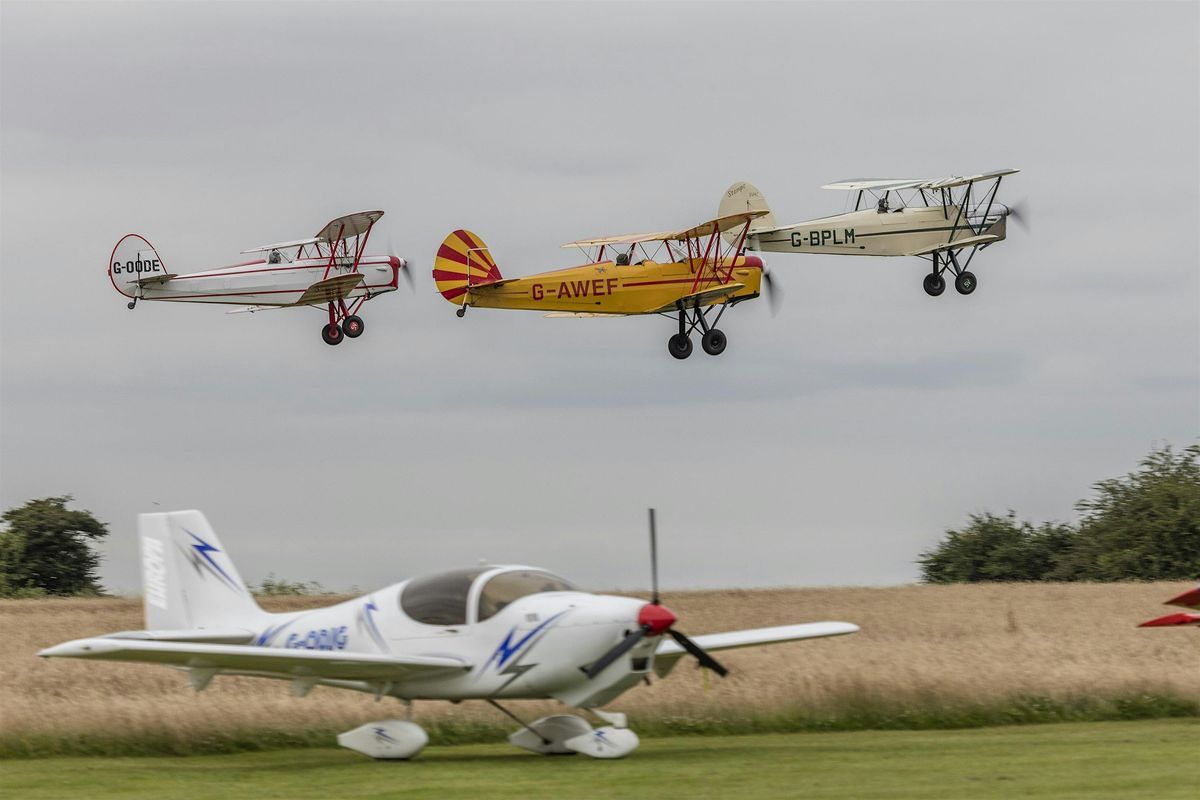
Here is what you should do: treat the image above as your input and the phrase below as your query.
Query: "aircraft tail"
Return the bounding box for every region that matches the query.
[109,234,170,299]
[432,229,503,303]
[139,510,266,631]
[719,182,780,243]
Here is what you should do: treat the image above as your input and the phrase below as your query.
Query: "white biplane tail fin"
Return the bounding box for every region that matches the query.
[109,234,170,300]
[433,230,504,304]
[719,182,779,243]
[139,510,266,632]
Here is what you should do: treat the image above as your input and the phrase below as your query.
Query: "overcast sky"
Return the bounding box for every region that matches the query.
[1,1,1196,594]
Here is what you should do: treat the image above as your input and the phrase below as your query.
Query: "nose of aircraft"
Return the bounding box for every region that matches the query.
[637,603,676,635]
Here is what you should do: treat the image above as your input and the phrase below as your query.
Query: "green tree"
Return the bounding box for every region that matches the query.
[917,511,1075,583]
[0,496,108,596]
[1053,444,1200,581]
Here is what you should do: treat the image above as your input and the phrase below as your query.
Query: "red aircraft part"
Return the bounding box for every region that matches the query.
[1166,586,1200,609]
[1139,612,1200,628]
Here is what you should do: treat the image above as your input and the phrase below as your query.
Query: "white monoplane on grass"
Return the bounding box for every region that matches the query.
[40,509,857,760]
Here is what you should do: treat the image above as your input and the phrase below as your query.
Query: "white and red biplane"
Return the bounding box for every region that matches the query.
[108,211,410,346]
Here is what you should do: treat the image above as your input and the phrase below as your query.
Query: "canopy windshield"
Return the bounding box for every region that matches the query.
[399,567,489,626]
[477,569,577,622]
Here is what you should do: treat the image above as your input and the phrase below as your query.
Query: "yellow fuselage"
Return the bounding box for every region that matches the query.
[466,256,762,315]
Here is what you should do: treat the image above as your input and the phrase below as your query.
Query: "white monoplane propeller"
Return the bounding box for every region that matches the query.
[585,509,729,679]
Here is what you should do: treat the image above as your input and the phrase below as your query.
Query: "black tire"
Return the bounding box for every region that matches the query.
[668,333,693,360]
[343,315,365,338]
[701,328,727,356]
[322,323,343,346]
[923,273,946,297]
[456,307,466,318]
[955,271,977,295]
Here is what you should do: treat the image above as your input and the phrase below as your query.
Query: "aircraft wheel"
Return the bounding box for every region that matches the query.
[456,307,466,318]
[322,322,344,346]
[667,333,693,360]
[923,273,946,297]
[701,329,727,356]
[955,271,977,295]
[343,315,365,338]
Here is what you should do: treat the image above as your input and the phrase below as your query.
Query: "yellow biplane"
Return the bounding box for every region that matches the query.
[432,212,777,359]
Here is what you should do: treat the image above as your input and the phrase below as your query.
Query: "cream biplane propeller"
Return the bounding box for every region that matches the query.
[40,508,857,760]
[720,169,1022,297]
[109,211,412,346]
[432,212,780,359]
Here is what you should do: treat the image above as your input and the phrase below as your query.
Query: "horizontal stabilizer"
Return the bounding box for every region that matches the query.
[126,273,178,287]
[1139,613,1200,627]
[908,234,999,257]
[296,273,364,305]
[225,305,290,314]
[38,638,471,680]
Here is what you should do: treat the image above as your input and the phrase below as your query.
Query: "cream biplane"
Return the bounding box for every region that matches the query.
[109,211,410,346]
[432,212,778,359]
[720,170,1023,296]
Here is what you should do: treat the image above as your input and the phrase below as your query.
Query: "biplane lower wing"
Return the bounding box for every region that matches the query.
[295,273,365,305]
[544,312,628,318]
[907,234,999,257]
[646,282,745,314]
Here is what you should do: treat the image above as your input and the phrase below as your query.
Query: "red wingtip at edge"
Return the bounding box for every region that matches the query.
[1165,586,1200,609]
[1139,612,1200,628]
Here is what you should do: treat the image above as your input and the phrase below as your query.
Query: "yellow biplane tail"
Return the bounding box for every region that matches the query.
[718,182,779,242]
[433,230,503,303]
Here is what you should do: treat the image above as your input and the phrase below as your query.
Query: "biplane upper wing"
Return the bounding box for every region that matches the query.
[645,282,745,314]
[295,273,364,305]
[241,237,321,255]
[822,169,1020,192]
[315,210,384,243]
[562,211,770,249]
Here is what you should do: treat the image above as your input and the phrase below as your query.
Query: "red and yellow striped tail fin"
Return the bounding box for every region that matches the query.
[432,230,502,303]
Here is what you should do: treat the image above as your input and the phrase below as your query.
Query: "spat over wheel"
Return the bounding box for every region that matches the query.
[955,271,977,295]
[701,329,727,356]
[668,333,693,360]
[343,315,365,338]
[322,323,343,346]
[923,273,946,297]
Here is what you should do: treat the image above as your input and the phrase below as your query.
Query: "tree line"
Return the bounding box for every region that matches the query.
[918,444,1200,583]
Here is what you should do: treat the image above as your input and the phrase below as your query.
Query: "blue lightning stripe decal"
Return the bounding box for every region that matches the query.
[357,596,389,652]
[484,610,568,672]
[253,620,295,647]
[183,529,240,590]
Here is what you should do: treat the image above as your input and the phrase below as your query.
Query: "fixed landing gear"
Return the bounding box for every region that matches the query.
[667,303,730,359]
[126,298,138,310]
[456,306,466,318]
[668,333,693,360]
[343,315,365,338]
[925,251,978,297]
[321,323,343,346]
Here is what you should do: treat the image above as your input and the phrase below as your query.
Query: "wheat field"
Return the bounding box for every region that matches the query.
[2,583,1196,756]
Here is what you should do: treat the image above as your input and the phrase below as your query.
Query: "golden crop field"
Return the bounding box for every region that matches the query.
[2,582,1196,756]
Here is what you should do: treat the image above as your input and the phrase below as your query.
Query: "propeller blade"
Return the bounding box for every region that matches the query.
[1005,199,1030,233]
[668,629,729,677]
[649,508,659,606]
[388,235,415,290]
[585,628,646,679]
[762,267,783,317]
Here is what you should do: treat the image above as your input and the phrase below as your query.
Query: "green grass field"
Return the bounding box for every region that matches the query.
[2,720,1195,800]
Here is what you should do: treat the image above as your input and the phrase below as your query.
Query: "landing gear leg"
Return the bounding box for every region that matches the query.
[923,252,946,297]
[668,308,693,360]
[322,302,343,346]
[456,305,467,318]
[127,297,138,310]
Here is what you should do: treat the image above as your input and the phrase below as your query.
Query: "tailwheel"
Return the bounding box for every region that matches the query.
[954,271,977,295]
[668,333,693,360]
[322,322,344,346]
[701,329,727,356]
[456,306,466,318]
[923,273,946,297]
[343,315,365,338]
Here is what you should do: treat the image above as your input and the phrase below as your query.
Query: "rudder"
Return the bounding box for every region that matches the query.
[139,510,265,631]
[432,230,502,303]
[719,182,779,243]
[110,234,167,299]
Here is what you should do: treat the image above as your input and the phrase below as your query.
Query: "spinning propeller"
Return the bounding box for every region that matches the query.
[388,235,415,290]
[761,263,783,317]
[585,509,729,679]
[1003,200,1030,233]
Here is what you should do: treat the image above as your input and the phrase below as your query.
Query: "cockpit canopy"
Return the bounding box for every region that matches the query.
[399,567,577,626]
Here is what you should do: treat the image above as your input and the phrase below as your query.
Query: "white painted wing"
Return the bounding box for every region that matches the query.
[39,638,470,680]
[655,622,859,657]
